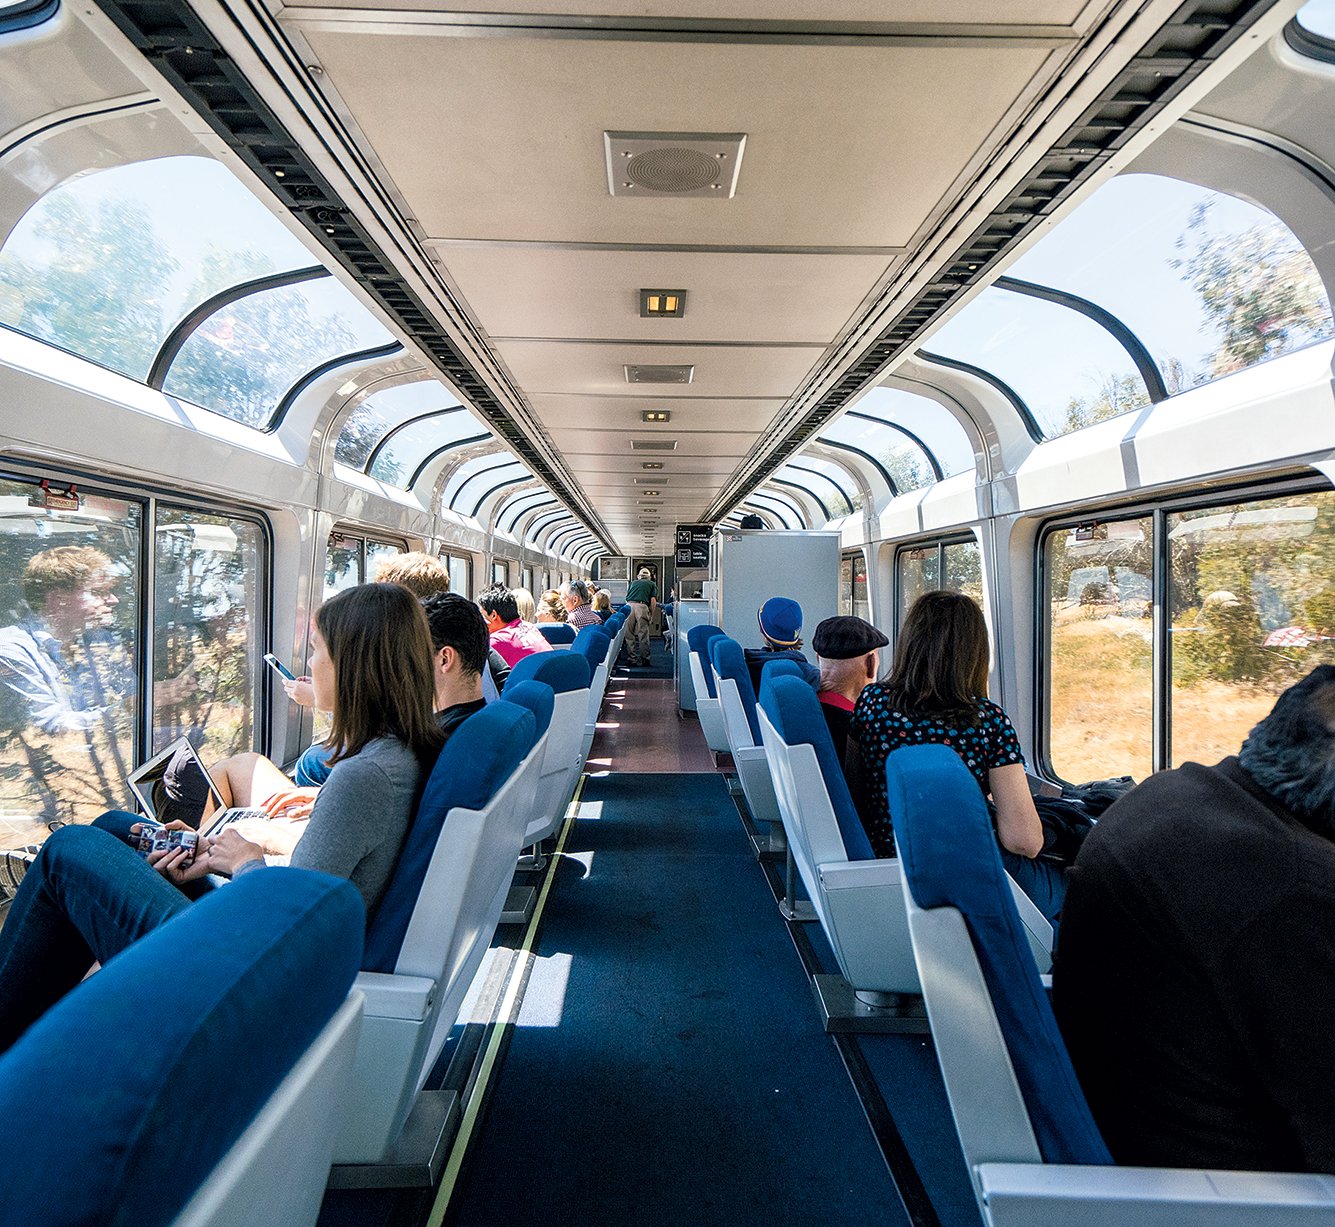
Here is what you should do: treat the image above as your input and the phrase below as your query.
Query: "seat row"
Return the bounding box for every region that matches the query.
[3,615,634,1227]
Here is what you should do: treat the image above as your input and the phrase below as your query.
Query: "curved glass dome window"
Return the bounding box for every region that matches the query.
[0,0,58,31]
[848,386,974,477]
[819,404,942,495]
[0,156,314,385]
[1292,0,1335,55]
[162,277,393,429]
[442,453,530,516]
[773,457,858,518]
[1003,173,1333,417]
[924,286,1152,439]
[334,380,466,473]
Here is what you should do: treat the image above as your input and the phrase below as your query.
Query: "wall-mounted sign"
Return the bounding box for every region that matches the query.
[675,523,712,570]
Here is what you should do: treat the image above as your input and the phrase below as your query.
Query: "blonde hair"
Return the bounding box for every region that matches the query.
[537,590,567,622]
[511,587,536,622]
[592,591,612,613]
[372,551,450,599]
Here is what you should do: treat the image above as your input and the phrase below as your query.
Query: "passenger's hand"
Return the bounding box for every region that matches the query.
[229,813,307,856]
[148,836,214,886]
[204,828,265,877]
[260,786,319,822]
[282,676,316,709]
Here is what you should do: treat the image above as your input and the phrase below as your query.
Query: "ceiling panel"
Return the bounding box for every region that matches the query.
[437,248,896,345]
[498,341,821,398]
[547,425,757,454]
[530,395,780,434]
[285,1,1091,24]
[297,30,1052,247]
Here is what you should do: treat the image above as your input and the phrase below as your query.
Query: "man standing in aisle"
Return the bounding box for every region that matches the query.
[625,567,659,668]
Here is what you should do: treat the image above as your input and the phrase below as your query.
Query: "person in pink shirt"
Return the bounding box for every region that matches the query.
[479,583,552,667]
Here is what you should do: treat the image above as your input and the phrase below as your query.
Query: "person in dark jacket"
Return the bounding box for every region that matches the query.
[743,597,819,695]
[811,615,887,763]
[1052,665,1335,1176]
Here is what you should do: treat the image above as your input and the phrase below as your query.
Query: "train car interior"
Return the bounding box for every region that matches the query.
[1,0,1334,1223]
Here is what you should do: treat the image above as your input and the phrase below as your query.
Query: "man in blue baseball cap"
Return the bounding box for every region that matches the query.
[744,596,819,695]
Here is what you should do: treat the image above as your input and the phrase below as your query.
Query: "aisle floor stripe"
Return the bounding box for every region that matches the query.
[426,776,585,1227]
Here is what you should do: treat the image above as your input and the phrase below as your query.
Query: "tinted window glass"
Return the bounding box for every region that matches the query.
[1045,518,1154,783]
[324,534,362,600]
[897,545,940,625]
[444,554,471,599]
[152,509,263,761]
[1169,491,1335,765]
[163,278,392,429]
[849,386,975,477]
[840,553,869,620]
[0,481,140,833]
[0,157,312,383]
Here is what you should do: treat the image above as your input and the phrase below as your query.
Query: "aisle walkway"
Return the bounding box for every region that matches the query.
[444,770,908,1226]
[586,636,713,773]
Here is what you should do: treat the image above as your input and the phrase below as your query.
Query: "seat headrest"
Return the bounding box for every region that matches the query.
[886,744,1112,1167]
[0,859,362,1227]
[687,624,723,696]
[759,674,874,861]
[573,625,610,667]
[362,701,536,973]
[504,649,591,695]
[537,623,577,645]
[502,680,554,739]
[709,635,759,742]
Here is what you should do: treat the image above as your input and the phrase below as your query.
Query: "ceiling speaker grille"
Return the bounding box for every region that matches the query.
[606,132,745,199]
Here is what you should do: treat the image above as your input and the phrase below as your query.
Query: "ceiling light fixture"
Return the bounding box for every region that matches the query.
[640,289,687,318]
[641,410,671,423]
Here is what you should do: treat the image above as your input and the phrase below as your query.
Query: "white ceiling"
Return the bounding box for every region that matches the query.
[278,1,1108,550]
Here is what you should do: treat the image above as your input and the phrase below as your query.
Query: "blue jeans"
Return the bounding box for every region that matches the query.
[293,743,332,787]
[0,823,192,1052]
[1001,849,1067,926]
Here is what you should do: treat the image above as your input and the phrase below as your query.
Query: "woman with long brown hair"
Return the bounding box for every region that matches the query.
[845,590,1062,921]
[0,584,444,1050]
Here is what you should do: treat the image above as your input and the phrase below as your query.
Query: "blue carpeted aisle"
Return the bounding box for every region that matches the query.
[445,773,910,1226]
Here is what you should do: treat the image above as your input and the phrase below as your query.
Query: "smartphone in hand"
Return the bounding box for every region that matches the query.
[262,653,296,681]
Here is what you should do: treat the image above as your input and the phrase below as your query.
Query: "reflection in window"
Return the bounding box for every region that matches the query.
[1045,518,1154,783]
[839,553,869,621]
[152,509,263,762]
[0,157,312,384]
[1007,173,1333,404]
[0,481,140,834]
[926,287,1150,438]
[324,534,362,600]
[444,553,472,599]
[897,545,940,624]
[364,540,404,581]
[1169,491,1335,765]
[334,381,467,480]
[163,278,393,429]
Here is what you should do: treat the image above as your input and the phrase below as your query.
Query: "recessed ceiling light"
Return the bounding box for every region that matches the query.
[641,410,671,423]
[640,289,687,318]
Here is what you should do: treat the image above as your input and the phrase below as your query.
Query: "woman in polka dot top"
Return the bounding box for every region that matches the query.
[845,590,1064,921]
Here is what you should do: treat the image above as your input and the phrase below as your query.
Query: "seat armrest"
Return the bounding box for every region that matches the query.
[352,972,436,1021]
[732,744,767,765]
[978,1163,1335,1227]
[818,859,902,890]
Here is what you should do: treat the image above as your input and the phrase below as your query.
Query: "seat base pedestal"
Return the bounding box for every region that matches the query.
[749,825,786,860]
[779,897,818,922]
[811,975,929,1034]
[499,882,537,925]
[327,1089,460,1189]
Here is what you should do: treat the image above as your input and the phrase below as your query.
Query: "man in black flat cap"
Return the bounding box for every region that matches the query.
[811,616,889,764]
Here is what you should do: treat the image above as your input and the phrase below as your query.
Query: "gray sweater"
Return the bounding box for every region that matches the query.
[238,736,423,918]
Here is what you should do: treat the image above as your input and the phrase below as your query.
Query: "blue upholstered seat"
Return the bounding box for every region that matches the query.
[504,648,591,695]
[0,869,363,1227]
[709,635,760,742]
[362,700,537,973]
[573,625,610,668]
[686,624,723,697]
[886,743,1111,1166]
[760,673,874,861]
[537,623,577,645]
[501,680,554,739]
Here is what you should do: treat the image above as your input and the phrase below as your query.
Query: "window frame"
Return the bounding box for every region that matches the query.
[893,532,980,631]
[1035,472,1330,784]
[440,550,473,600]
[0,462,273,767]
[0,0,59,33]
[325,528,408,597]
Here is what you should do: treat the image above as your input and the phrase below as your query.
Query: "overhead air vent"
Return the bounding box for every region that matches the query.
[634,476,667,484]
[605,132,745,198]
[625,364,693,384]
[631,439,678,451]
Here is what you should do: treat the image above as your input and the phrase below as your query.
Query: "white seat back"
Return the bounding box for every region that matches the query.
[525,686,588,844]
[688,651,729,753]
[176,993,363,1227]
